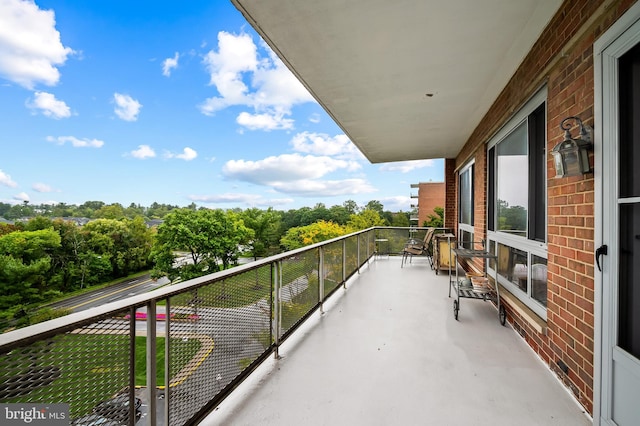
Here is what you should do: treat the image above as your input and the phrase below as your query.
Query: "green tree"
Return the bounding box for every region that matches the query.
[94,203,126,220]
[388,211,410,227]
[327,204,351,225]
[83,218,153,277]
[280,220,347,250]
[124,203,145,218]
[241,208,282,260]
[23,216,53,231]
[346,209,388,231]
[147,202,180,219]
[364,200,384,215]
[0,202,11,217]
[0,228,62,315]
[342,199,359,215]
[151,208,253,281]
[5,202,34,219]
[51,202,77,218]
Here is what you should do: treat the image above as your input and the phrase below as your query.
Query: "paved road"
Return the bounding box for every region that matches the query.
[46,257,257,313]
[47,275,170,313]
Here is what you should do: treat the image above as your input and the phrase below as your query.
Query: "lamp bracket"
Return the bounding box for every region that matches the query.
[560,116,592,144]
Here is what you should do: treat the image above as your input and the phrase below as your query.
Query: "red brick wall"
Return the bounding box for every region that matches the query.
[451,0,639,416]
[416,182,445,226]
[444,159,456,230]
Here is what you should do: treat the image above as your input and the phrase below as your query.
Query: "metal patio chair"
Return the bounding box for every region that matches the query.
[401,227,435,268]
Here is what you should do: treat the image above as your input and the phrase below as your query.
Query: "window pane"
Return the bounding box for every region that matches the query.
[488,240,496,270]
[619,42,640,198]
[619,203,640,358]
[496,123,528,236]
[459,168,473,225]
[497,244,528,293]
[459,230,473,249]
[488,148,495,231]
[531,255,547,307]
[528,104,547,242]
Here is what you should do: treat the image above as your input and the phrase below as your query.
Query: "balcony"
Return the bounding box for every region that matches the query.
[0,228,589,425]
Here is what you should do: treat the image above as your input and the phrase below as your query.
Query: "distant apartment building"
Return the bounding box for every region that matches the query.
[410,182,445,226]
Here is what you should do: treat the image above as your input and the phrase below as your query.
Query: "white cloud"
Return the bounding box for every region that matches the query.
[26,91,71,118]
[200,31,314,130]
[0,0,74,89]
[270,178,376,197]
[223,154,354,184]
[258,197,294,207]
[379,159,435,173]
[164,147,197,161]
[113,93,142,121]
[46,135,104,148]
[236,111,293,131]
[290,132,365,162]
[13,192,29,202]
[188,193,294,207]
[222,153,374,198]
[379,195,412,212]
[0,169,18,187]
[130,145,156,159]
[162,52,179,77]
[32,182,53,192]
[308,113,320,123]
[190,193,260,204]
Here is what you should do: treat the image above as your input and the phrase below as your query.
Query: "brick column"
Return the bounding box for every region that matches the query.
[444,158,456,232]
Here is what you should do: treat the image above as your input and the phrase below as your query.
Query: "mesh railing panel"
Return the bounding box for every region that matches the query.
[380,228,416,254]
[279,250,319,336]
[344,236,359,276]
[167,265,273,425]
[323,241,344,296]
[358,232,371,265]
[366,229,376,257]
[0,313,134,423]
[0,227,417,426]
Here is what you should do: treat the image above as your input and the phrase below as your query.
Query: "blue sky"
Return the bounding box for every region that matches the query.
[0,0,444,212]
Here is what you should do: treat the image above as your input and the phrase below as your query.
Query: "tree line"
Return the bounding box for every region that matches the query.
[0,199,411,329]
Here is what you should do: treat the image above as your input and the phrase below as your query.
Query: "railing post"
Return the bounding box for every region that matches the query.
[146,301,157,426]
[164,297,171,425]
[129,306,136,426]
[319,247,325,314]
[357,234,361,274]
[273,261,281,359]
[342,240,347,289]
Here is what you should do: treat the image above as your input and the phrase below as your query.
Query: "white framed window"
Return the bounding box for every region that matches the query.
[486,88,548,319]
[458,161,474,248]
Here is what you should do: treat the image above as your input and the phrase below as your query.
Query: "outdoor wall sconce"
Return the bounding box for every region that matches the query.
[551,116,593,178]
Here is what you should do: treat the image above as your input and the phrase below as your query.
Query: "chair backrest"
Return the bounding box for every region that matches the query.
[422,227,435,249]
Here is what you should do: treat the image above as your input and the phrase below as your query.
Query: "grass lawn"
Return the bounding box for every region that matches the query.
[134,336,201,387]
[1,333,201,418]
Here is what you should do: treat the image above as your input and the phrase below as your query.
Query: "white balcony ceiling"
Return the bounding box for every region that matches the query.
[231,0,562,163]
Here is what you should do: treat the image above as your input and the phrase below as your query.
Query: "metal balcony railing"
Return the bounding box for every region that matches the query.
[0,227,425,425]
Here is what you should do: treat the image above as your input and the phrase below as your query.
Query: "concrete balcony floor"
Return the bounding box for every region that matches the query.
[204,256,591,426]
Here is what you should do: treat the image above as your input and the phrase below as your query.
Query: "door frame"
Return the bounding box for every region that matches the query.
[594,2,640,423]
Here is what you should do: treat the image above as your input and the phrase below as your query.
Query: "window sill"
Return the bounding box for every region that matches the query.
[498,284,547,335]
